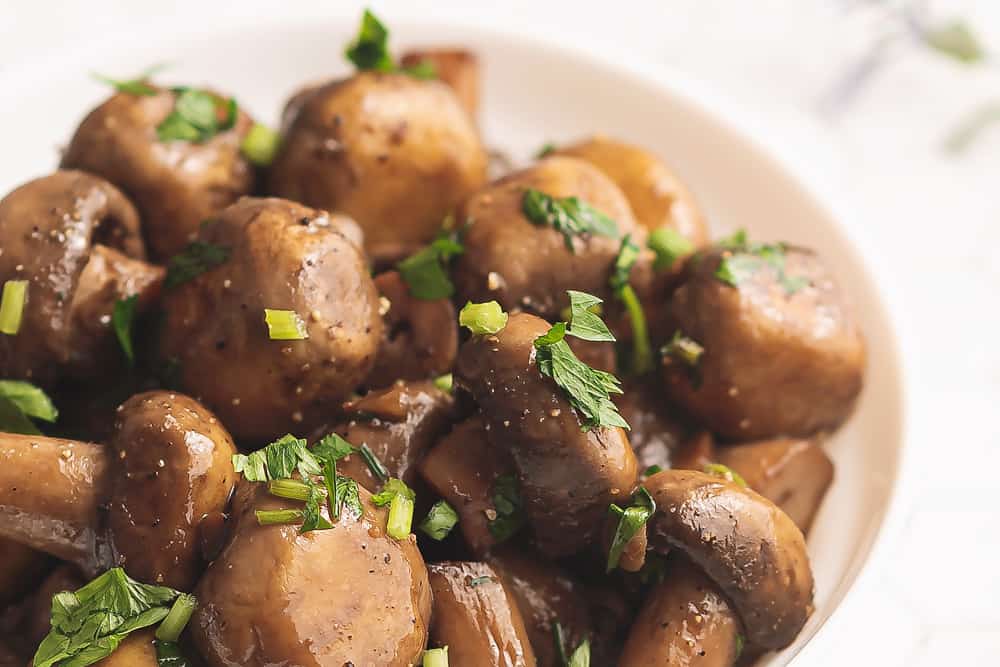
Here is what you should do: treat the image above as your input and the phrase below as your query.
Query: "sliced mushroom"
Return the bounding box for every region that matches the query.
[455,312,638,557]
[399,48,480,119]
[717,437,834,535]
[269,71,488,257]
[62,86,256,260]
[320,379,456,492]
[0,171,162,386]
[427,561,537,667]
[453,156,642,318]
[618,558,741,667]
[418,416,516,556]
[644,470,814,650]
[160,197,383,442]
[191,482,431,666]
[663,244,866,439]
[366,271,458,389]
[108,391,237,588]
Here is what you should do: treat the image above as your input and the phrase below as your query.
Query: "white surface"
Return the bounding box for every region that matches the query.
[1,1,997,664]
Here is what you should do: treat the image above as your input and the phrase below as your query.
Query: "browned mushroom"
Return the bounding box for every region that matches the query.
[268,71,488,258]
[160,197,383,442]
[427,561,537,666]
[0,171,162,386]
[62,86,256,260]
[0,540,49,607]
[455,311,638,557]
[663,243,866,439]
[644,470,814,650]
[191,482,432,666]
[366,271,458,389]
[399,48,480,118]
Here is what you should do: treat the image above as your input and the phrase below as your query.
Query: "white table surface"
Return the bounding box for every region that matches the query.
[3,0,998,664]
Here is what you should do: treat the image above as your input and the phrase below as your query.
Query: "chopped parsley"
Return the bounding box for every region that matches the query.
[647,226,694,271]
[488,474,526,543]
[661,331,704,368]
[240,123,281,166]
[345,10,438,79]
[400,59,437,79]
[112,295,138,365]
[0,380,58,435]
[553,622,591,667]
[459,300,508,335]
[32,568,188,667]
[419,500,459,540]
[704,463,748,488]
[610,235,653,375]
[164,241,230,289]
[714,231,808,294]
[606,486,655,572]
[263,309,308,340]
[566,290,615,342]
[521,188,620,252]
[643,464,663,477]
[0,279,27,335]
[533,293,629,430]
[156,87,237,143]
[397,233,465,300]
[92,64,165,96]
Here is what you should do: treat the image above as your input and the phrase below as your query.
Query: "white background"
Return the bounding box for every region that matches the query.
[3,0,999,664]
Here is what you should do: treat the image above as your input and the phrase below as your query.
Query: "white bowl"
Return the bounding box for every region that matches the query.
[0,15,907,665]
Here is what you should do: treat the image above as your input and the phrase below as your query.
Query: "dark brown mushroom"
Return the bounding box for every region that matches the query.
[615,383,694,472]
[717,437,834,535]
[191,482,431,667]
[366,271,458,389]
[268,71,488,258]
[453,156,642,319]
[159,197,383,442]
[663,244,866,439]
[62,86,256,260]
[108,390,237,588]
[455,311,638,557]
[0,171,162,386]
[427,561,537,667]
[399,48,481,118]
[0,540,49,607]
[644,470,814,650]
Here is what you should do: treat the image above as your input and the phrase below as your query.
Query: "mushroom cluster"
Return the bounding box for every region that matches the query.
[0,10,864,667]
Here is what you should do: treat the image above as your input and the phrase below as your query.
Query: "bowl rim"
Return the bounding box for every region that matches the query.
[0,9,913,664]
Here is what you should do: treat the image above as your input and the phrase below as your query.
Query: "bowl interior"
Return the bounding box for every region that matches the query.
[0,17,905,665]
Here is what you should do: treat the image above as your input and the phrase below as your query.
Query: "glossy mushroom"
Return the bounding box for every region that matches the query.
[160,197,383,442]
[0,171,162,386]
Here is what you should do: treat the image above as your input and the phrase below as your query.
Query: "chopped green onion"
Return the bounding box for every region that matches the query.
[661,331,704,367]
[359,443,389,483]
[618,284,652,375]
[255,509,304,526]
[155,593,197,642]
[647,227,694,271]
[704,463,748,488]
[0,280,27,335]
[423,647,449,667]
[459,300,508,335]
[735,634,745,659]
[606,487,656,572]
[433,373,453,393]
[419,500,459,540]
[264,309,308,340]
[267,478,313,502]
[112,295,138,365]
[386,491,415,539]
[154,639,189,667]
[241,123,281,166]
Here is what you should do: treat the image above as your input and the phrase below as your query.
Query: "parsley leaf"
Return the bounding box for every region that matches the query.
[92,64,165,96]
[397,234,465,300]
[459,301,508,335]
[231,434,319,482]
[345,9,395,72]
[647,227,694,271]
[714,233,808,294]
[32,568,183,667]
[488,474,526,543]
[0,380,58,422]
[164,241,230,289]
[521,189,620,252]
[554,622,591,667]
[566,290,615,342]
[419,500,458,540]
[313,432,355,462]
[299,482,334,533]
[156,88,238,143]
[112,295,138,365]
[606,486,655,572]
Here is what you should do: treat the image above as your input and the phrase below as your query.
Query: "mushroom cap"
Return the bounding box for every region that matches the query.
[644,469,814,650]
[160,196,383,443]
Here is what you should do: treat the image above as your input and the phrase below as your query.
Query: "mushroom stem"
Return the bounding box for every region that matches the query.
[0,433,109,573]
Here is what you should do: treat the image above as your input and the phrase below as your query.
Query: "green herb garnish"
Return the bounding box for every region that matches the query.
[643,464,663,477]
[423,647,449,667]
[154,594,196,643]
[401,60,437,80]
[704,463,748,488]
[714,233,808,294]
[264,309,308,341]
[554,622,591,667]
[240,123,281,166]
[359,442,390,483]
[92,65,165,96]
[566,290,615,342]
[371,478,416,539]
[154,639,190,667]
[397,234,465,300]
[32,568,186,667]
[647,227,694,270]
[459,300,508,335]
[536,142,557,159]
[610,236,653,375]
[0,279,27,335]
[521,188,620,252]
[345,10,437,79]
[488,474,526,543]
[0,379,58,423]
[419,500,459,540]
[164,241,230,289]
[606,486,655,572]
[432,373,453,393]
[661,331,704,367]
[156,88,237,143]
[112,295,138,365]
